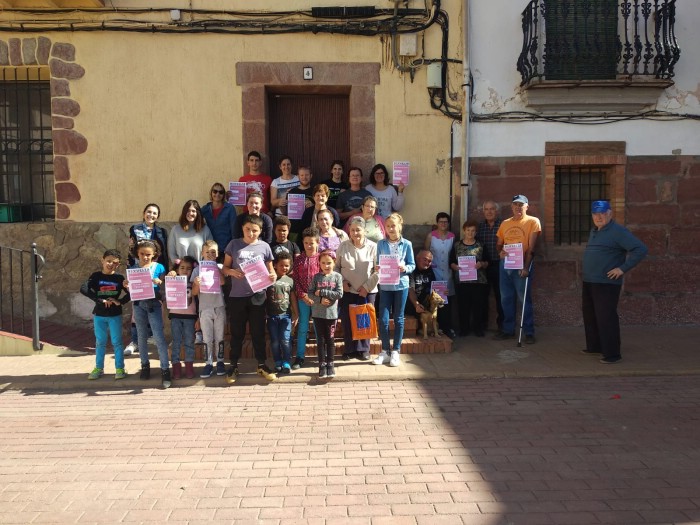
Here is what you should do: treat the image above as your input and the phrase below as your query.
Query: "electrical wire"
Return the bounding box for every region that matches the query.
[470,109,700,124]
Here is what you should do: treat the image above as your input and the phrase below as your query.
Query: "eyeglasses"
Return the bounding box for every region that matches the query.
[212,189,225,195]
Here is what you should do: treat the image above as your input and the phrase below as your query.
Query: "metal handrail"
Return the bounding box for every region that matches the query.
[0,242,44,350]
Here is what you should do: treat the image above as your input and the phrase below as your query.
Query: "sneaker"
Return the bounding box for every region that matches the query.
[216,361,226,376]
[319,364,327,378]
[115,368,127,380]
[524,335,536,345]
[184,362,195,379]
[226,365,239,384]
[139,363,150,380]
[87,367,103,380]
[600,356,622,364]
[389,351,400,367]
[124,342,137,356]
[292,357,304,370]
[200,364,214,378]
[147,336,155,345]
[493,331,515,340]
[581,349,602,355]
[172,362,182,380]
[357,353,371,361]
[445,329,457,340]
[257,363,277,381]
[194,331,203,344]
[373,351,390,365]
[341,353,352,361]
[161,369,172,388]
[326,363,336,378]
[280,362,291,375]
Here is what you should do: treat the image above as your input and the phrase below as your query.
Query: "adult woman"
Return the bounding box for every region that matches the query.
[336,167,371,226]
[336,216,379,361]
[299,183,340,234]
[167,200,213,263]
[424,211,456,338]
[270,155,300,217]
[344,195,385,243]
[233,191,274,244]
[374,213,415,367]
[125,203,168,355]
[316,208,348,252]
[201,182,237,261]
[366,163,405,219]
[321,160,348,210]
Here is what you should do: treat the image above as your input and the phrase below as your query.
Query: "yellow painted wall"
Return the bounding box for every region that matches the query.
[3,0,463,225]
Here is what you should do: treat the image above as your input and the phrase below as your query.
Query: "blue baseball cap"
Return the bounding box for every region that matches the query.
[512,195,528,204]
[591,200,611,213]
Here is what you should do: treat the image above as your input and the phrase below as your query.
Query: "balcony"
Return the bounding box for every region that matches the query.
[517,0,681,112]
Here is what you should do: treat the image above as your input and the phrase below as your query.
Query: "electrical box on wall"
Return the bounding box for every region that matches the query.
[399,34,418,56]
[427,62,442,89]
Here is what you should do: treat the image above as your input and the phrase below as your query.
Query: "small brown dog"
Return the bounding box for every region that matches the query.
[419,290,445,339]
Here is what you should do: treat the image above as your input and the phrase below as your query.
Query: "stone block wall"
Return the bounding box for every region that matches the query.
[469,154,700,326]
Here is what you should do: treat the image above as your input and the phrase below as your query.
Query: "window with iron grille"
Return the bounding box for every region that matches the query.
[554,165,609,244]
[0,67,54,223]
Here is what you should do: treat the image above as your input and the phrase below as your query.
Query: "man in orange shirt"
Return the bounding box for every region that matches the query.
[239,151,273,214]
[493,195,541,344]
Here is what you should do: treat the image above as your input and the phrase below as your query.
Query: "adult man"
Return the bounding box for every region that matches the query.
[476,200,503,332]
[406,249,454,338]
[494,195,541,344]
[582,200,647,364]
[239,151,273,214]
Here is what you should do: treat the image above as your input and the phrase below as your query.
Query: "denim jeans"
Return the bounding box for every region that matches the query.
[499,260,535,336]
[170,317,196,363]
[295,299,317,359]
[268,313,292,366]
[378,287,409,352]
[133,299,169,370]
[93,315,124,370]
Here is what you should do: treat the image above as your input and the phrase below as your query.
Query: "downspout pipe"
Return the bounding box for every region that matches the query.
[461,0,471,224]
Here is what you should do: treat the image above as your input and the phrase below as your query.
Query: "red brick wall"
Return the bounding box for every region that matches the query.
[468,155,700,326]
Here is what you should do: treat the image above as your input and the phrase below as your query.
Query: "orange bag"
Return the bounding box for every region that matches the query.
[349,301,378,340]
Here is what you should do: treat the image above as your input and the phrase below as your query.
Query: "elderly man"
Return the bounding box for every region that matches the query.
[406,249,454,338]
[582,200,647,364]
[494,195,541,344]
[476,200,503,332]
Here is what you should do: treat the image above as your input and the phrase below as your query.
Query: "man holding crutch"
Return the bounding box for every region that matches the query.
[493,195,541,344]
[582,200,647,364]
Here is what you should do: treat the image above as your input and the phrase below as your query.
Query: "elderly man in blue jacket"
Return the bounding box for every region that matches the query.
[582,200,648,364]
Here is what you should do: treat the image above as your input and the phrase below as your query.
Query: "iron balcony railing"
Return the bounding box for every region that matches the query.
[517,0,680,86]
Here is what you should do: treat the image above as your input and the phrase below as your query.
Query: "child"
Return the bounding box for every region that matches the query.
[267,252,299,374]
[270,215,300,261]
[192,241,227,378]
[80,249,130,380]
[126,240,172,388]
[167,256,197,379]
[223,214,277,383]
[291,227,321,369]
[307,250,343,378]
[374,213,415,367]
[450,220,489,337]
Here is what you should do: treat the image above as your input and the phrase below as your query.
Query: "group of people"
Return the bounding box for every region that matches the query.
[80,151,648,388]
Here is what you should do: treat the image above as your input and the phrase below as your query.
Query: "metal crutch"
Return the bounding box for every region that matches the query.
[517,259,534,348]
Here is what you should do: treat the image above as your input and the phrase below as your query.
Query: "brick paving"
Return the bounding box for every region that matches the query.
[1,375,699,524]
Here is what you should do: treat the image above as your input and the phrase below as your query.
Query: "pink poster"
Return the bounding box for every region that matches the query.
[392,161,410,186]
[126,267,156,301]
[240,256,273,293]
[458,256,477,282]
[430,281,449,304]
[228,181,247,206]
[378,254,400,286]
[504,243,524,270]
[287,193,306,220]
[165,276,188,309]
[199,260,221,294]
